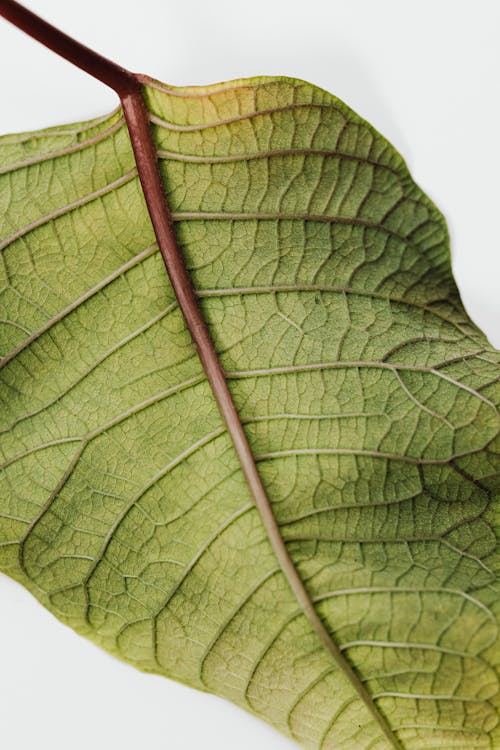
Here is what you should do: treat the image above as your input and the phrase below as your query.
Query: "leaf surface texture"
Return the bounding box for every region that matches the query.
[1,76,499,749]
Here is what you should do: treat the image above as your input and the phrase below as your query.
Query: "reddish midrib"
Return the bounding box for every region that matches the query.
[0,3,402,747]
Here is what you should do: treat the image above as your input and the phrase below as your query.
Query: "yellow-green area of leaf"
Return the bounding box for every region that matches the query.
[1,75,499,750]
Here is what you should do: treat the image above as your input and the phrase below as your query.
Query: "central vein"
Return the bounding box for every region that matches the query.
[120,87,402,750]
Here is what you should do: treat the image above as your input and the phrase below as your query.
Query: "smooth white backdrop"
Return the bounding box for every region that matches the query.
[1,1,499,749]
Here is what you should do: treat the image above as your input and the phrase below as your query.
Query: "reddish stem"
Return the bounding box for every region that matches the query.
[0,0,138,96]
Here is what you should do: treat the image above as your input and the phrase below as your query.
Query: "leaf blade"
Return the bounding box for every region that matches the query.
[1,75,499,750]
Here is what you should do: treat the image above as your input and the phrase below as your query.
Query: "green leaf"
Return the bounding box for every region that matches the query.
[1,75,499,750]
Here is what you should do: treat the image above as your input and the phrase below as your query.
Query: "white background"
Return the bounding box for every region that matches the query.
[0,1,499,749]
